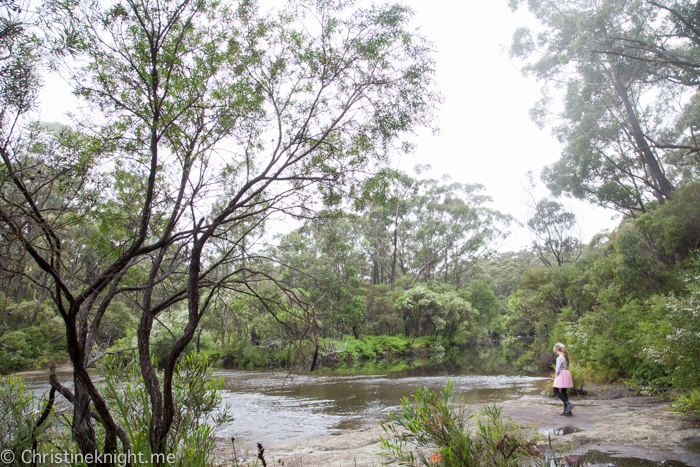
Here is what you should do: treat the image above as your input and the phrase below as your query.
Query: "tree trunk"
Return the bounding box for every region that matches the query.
[391,227,398,291]
[310,342,319,371]
[391,203,400,292]
[72,378,101,466]
[241,236,247,282]
[310,309,320,371]
[612,74,674,201]
[31,274,49,326]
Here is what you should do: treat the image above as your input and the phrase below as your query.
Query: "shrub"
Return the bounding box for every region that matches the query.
[0,299,68,374]
[631,360,669,387]
[99,353,233,467]
[220,341,294,369]
[345,338,374,361]
[0,376,54,465]
[368,335,410,356]
[644,253,700,389]
[671,389,700,419]
[380,381,554,466]
[565,292,651,382]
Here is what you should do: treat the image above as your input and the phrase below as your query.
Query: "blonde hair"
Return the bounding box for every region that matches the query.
[553,343,570,367]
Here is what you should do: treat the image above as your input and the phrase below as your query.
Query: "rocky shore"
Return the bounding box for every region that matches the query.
[242,386,700,467]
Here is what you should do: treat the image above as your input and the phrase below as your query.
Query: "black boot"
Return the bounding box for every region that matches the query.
[563,401,574,415]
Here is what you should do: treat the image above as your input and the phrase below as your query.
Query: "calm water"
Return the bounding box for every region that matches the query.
[19,347,549,448]
[215,367,547,446]
[17,358,696,467]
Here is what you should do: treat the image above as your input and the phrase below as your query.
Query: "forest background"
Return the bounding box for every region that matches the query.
[2,0,700,465]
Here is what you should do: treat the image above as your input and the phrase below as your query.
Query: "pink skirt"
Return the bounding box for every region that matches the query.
[553,369,574,389]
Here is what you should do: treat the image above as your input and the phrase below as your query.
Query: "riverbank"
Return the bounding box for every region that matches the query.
[220,385,700,467]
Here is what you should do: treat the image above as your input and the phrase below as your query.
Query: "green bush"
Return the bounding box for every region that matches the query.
[100,353,233,467]
[0,376,54,465]
[380,381,551,466]
[631,360,669,387]
[0,327,67,374]
[636,182,700,260]
[220,340,294,369]
[565,292,653,381]
[345,338,374,361]
[671,389,700,419]
[645,292,700,388]
[0,298,68,374]
[368,335,409,356]
[644,253,700,389]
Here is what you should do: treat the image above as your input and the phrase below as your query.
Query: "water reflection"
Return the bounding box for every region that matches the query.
[215,369,547,446]
[17,345,548,448]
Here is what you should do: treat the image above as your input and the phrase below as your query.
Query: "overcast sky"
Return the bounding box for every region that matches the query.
[391,0,620,251]
[36,0,621,252]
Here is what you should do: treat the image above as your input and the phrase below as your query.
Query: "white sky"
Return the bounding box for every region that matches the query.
[37,0,621,253]
[392,0,620,251]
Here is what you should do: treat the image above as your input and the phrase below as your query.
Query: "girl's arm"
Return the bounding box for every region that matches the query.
[555,356,562,376]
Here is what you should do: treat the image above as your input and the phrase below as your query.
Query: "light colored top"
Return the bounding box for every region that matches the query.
[555,355,569,376]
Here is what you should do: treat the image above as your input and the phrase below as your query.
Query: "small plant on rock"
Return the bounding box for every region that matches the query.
[379,381,546,466]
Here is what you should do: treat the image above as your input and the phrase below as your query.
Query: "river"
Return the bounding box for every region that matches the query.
[20,347,549,449]
[214,365,547,447]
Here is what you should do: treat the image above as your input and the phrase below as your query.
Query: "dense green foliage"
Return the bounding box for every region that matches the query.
[504,0,700,415]
[1,0,442,460]
[0,296,68,373]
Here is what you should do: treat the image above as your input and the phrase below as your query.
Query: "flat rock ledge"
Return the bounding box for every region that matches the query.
[227,391,700,467]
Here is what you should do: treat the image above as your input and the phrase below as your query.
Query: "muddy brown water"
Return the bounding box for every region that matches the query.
[17,364,700,466]
[214,367,548,446]
[19,362,549,447]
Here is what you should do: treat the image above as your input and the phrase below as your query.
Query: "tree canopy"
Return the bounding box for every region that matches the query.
[0,0,440,461]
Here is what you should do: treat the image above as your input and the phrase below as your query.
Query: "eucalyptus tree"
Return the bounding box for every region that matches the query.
[404,178,510,287]
[275,215,368,341]
[527,198,581,267]
[578,1,700,185]
[590,1,700,87]
[0,0,41,296]
[510,0,685,214]
[352,168,416,289]
[344,173,510,289]
[0,0,439,463]
[350,174,510,288]
[355,203,394,284]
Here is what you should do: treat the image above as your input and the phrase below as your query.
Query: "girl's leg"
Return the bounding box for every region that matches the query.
[560,388,569,404]
[562,388,574,414]
[553,387,567,404]
[553,388,569,404]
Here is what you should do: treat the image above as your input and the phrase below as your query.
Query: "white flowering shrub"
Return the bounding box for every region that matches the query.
[645,291,700,388]
[645,252,700,389]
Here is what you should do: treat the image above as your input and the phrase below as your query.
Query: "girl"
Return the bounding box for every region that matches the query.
[552,343,574,416]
